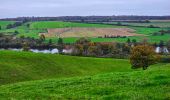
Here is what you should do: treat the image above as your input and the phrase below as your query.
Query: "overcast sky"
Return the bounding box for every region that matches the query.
[0,0,170,18]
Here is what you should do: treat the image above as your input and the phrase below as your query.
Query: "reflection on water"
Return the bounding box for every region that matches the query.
[155,47,169,53]
[30,49,59,54]
[0,48,72,54]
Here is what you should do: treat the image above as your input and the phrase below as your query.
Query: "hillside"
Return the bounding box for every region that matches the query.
[0,50,131,85]
[0,63,169,99]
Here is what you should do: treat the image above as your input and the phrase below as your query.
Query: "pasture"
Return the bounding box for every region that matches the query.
[0,50,131,85]
[0,50,169,99]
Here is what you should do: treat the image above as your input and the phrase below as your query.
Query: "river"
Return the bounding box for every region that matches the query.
[0,48,72,54]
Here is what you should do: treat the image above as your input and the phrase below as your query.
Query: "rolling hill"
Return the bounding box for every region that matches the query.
[0,50,131,85]
[0,50,169,99]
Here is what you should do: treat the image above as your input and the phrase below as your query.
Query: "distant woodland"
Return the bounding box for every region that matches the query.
[1,16,170,22]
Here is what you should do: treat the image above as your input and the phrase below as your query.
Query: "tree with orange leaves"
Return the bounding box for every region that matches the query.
[130,45,159,70]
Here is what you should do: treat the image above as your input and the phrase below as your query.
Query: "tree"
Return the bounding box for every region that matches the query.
[122,43,131,54]
[148,25,155,28]
[48,39,52,45]
[39,34,46,41]
[159,40,164,47]
[130,45,159,70]
[14,30,19,35]
[57,38,64,54]
[166,40,170,51]
[132,39,137,44]
[127,38,131,44]
[145,20,150,23]
[27,24,30,28]
[73,44,84,55]
[22,18,29,23]
[58,38,63,45]
[87,45,98,56]
[81,19,85,23]
[0,26,1,30]
[0,33,4,37]
[117,22,122,26]
[99,43,114,55]
[22,42,30,51]
[75,38,91,55]
[20,35,25,39]
[6,24,13,29]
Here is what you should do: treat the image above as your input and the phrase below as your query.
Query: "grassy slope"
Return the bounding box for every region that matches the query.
[0,63,169,99]
[0,50,131,85]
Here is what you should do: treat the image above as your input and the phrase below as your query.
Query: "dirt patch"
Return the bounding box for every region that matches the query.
[44,28,142,38]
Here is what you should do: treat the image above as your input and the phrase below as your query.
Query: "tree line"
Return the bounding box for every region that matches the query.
[0,34,169,69]
[6,19,29,29]
[1,16,170,22]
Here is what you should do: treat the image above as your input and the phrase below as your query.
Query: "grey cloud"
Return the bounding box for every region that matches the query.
[0,0,170,18]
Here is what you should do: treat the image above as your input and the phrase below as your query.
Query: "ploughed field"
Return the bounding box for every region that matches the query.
[45,28,142,38]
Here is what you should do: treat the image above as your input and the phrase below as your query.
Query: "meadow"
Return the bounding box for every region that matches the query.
[0,50,131,85]
[0,50,169,99]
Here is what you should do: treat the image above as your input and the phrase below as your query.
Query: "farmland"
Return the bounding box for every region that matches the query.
[0,21,15,29]
[0,19,170,99]
[46,28,140,38]
[30,21,125,29]
[0,50,169,99]
[0,20,170,43]
[118,20,170,28]
[1,0,170,99]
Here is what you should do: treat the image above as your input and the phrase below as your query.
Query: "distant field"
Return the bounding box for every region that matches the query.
[0,51,169,99]
[119,20,170,28]
[0,21,170,43]
[130,27,166,35]
[30,21,125,29]
[44,34,170,43]
[0,21,15,29]
[45,28,141,38]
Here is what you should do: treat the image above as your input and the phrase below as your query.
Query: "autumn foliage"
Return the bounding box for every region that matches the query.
[130,45,160,70]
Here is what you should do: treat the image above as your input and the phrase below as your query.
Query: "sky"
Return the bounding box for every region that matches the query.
[0,0,170,18]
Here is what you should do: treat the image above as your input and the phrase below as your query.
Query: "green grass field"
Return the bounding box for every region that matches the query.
[30,21,125,29]
[0,50,132,85]
[0,21,15,30]
[0,51,169,99]
[44,34,170,43]
[118,20,170,28]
